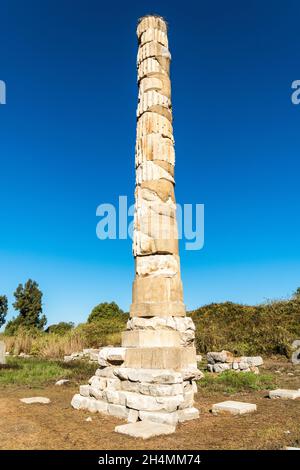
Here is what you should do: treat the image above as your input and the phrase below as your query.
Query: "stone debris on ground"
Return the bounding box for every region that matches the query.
[55,379,70,386]
[211,400,257,415]
[64,348,100,363]
[269,389,300,400]
[207,350,263,373]
[20,397,51,404]
[115,420,176,439]
[85,417,92,422]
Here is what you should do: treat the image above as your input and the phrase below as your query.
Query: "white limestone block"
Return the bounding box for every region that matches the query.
[108,404,129,419]
[71,394,88,410]
[20,397,50,405]
[213,363,230,373]
[115,421,175,439]
[207,351,229,364]
[241,356,263,367]
[106,377,121,391]
[98,347,126,367]
[139,410,179,425]
[95,367,116,378]
[89,387,104,400]
[121,391,183,412]
[138,382,184,397]
[105,390,127,406]
[95,400,109,414]
[269,389,300,400]
[178,407,199,422]
[127,409,139,423]
[87,398,99,413]
[179,391,194,409]
[79,385,90,397]
[135,254,178,278]
[114,368,183,384]
[181,367,203,381]
[212,400,257,415]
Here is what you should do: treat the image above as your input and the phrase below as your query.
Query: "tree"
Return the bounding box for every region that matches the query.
[46,322,74,335]
[8,279,46,331]
[0,295,8,328]
[87,301,124,323]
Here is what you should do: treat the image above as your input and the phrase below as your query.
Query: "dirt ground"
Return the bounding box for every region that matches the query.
[0,360,300,450]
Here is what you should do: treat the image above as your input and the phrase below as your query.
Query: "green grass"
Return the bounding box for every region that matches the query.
[198,370,276,394]
[0,357,96,387]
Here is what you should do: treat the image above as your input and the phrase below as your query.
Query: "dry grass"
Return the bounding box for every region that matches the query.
[1,332,85,359]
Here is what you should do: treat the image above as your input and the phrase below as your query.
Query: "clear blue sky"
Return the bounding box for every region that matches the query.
[1,0,299,327]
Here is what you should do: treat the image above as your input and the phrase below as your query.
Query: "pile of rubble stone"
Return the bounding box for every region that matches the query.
[64,349,100,363]
[206,350,263,373]
[71,346,203,425]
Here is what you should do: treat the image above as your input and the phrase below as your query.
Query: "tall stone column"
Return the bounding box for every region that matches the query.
[123,16,197,371]
[130,15,185,320]
[71,16,201,427]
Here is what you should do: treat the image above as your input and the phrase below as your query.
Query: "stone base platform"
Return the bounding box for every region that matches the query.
[71,346,203,425]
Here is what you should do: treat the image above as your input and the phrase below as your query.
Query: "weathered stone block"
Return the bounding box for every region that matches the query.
[181,367,203,381]
[126,316,195,347]
[241,356,263,367]
[124,346,196,370]
[178,407,199,422]
[79,385,90,397]
[20,397,50,405]
[71,394,88,410]
[106,377,121,391]
[269,389,300,400]
[89,386,104,400]
[213,363,230,373]
[98,347,126,367]
[139,410,179,425]
[95,367,116,378]
[138,382,184,397]
[123,391,183,412]
[212,400,257,415]
[115,367,183,384]
[207,350,230,364]
[95,400,109,414]
[115,421,175,439]
[122,330,181,348]
[87,398,99,413]
[178,391,194,409]
[108,403,129,419]
[127,409,139,423]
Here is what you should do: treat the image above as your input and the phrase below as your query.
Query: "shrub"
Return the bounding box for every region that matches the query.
[87,301,124,323]
[46,322,74,335]
[191,296,300,357]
